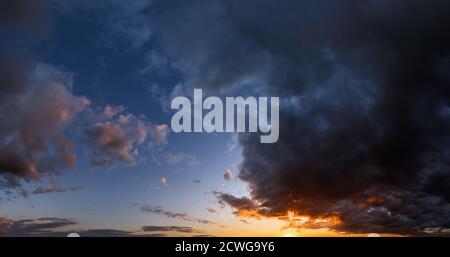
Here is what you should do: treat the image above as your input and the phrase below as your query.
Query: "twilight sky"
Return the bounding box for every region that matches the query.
[1,0,450,237]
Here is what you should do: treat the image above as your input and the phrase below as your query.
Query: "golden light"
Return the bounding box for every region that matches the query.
[282,228,298,237]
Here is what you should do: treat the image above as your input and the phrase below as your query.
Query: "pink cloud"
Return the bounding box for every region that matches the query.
[224,168,233,181]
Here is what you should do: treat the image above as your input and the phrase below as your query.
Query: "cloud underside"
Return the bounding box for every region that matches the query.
[112,0,450,235]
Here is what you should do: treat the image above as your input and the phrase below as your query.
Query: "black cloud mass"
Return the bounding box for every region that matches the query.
[134,0,450,235]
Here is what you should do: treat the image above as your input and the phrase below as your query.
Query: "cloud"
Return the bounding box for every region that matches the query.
[148,83,187,113]
[83,106,150,166]
[151,124,170,144]
[0,216,142,237]
[223,169,233,181]
[0,3,82,191]
[206,208,218,214]
[115,0,450,235]
[0,217,9,234]
[75,229,134,237]
[165,152,199,166]
[215,192,261,217]
[111,0,271,93]
[142,225,203,233]
[227,134,239,152]
[73,229,166,237]
[83,105,169,167]
[0,217,77,236]
[140,205,189,219]
[0,63,90,187]
[85,121,139,164]
[32,175,85,195]
[0,216,171,237]
[231,1,450,234]
[140,205,214,224]
[195,218,214,224]
[159,177,168,186]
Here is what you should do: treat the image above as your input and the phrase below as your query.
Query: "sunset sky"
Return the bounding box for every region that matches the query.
[1,0,450,237]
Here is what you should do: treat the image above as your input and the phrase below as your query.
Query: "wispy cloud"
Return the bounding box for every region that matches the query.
[140,205,214,224]
[206,208,218,214]
[165,152,200,167]
[32,175,85,195]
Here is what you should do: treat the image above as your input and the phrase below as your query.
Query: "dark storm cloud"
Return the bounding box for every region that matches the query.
[118,0,450,235]
[234,0,450,235]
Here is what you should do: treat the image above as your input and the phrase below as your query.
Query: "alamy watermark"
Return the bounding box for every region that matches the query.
[171,89,279,143]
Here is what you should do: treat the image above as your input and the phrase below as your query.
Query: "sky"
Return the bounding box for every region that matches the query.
[1,0,450,237]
